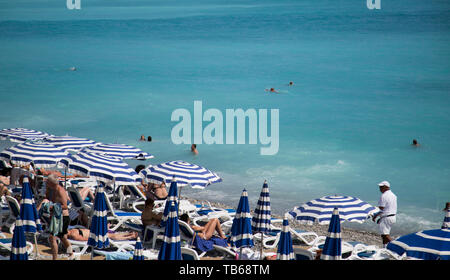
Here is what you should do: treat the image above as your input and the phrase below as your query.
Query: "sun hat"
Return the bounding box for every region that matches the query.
[378,181,390,188]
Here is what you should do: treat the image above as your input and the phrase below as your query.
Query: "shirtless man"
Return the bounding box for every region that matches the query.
[46,174,74,260]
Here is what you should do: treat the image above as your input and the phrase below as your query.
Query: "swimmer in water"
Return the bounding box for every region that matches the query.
[69,67,77,71]
[191,144,198,155]
[412,139,420,147]
[265,88,279,93]
[288,81,294,86]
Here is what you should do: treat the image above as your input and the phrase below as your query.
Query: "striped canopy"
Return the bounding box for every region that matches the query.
[442,208,450,229]
[252,181,271,234]
[19,177,42,233]
[158,201,181,260]
[0,141,69,168]
[230,189,254,250]
[287,195,377,225]
[143,160,222,189]
[387,228,450,260]
[321,208,342,260]
[160,180,178,227]
[87,187,110,249]
[277,216,295,260]
[0,128,50,143]
[133,237,144,260]
[43,135,97,152]
[59,152,142,186]
[82,143,153,160]
[10,218,28,260]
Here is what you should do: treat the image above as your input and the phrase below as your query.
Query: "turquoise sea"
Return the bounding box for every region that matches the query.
[1,0,449,235]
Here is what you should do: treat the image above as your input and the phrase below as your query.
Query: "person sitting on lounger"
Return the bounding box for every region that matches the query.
[180,214,227,240]
[141,198,163,227]
[147,182,168,201]
[67,226,138,241]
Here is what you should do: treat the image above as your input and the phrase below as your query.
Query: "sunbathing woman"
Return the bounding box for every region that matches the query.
[179,214,227,240]
[67,227,138,241]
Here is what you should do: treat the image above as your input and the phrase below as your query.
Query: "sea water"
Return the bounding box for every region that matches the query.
[0,0,449,235]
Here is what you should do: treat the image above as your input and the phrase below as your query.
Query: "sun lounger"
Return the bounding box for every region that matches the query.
[0,233,35,259]
[104,193,143,231]
[260,228,319,249]
[293,247,315,260]
[4,196,20,234]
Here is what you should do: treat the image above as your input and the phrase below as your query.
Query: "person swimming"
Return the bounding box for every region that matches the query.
[412,139,420,147]
[265,88,278,93]
[288,81,294,86]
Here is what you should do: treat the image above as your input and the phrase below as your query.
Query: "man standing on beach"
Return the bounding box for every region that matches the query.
[372,181,397,247]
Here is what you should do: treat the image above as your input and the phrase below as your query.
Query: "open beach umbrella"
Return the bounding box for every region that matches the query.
[59,152,142,186]
[87,186,110,252]
[43,135,98,152]
[276,216,295,260]
[158,201,182,260]
[133,237,144,260]
[386,228,450,260]
[0,128,50,143]
[0,141,69,168]
[160,179,179,227]
[321,208,342,260]
[287,195,377,225]
[143,160,222,189]
[442,207,450,229]
[251,181,271,259]
[10,218,28,260]
[82,143,153,160]
[230,189,254,252]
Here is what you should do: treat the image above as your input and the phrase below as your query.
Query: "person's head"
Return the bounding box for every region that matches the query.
[413,139,418,145]
[191,144,197,150]
[289,81,293,85]
[47,174,59,189]
[140,135,145,141]
[180,213,190,223]
[145,198,155,208]
[147,136,152,142]
[443,202,450,211]
[0,167,11,176]
[135,164,145,174]
[378,181,390,193]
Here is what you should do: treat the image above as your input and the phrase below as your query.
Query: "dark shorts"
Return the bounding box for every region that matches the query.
[54,216,70,238]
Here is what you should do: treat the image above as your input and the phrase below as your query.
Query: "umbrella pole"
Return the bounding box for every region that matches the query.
[33,233,39,260]
[260,232,264,260]
[64,166,67,189]
[177,186,182,216]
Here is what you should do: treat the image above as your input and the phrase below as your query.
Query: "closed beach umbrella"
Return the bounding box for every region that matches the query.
[0,141,69,168]
[59,152,142,186]
[133,237,144,260]
[143,160,222,189]
[87,186,110,250]
[19,177,42,233]
[277,216,295,260]
[288,195,377,225]
[230,189,254,251]
[442,207,450,229]
[10,218,28,260]
[321,208,342,260]
[387,228,450,260]
[82,143,153,160]
[43,135,97,152]
[0,128,50,143]
[252,180,271,234]
[160,179,178,227]
[158,201,181,260]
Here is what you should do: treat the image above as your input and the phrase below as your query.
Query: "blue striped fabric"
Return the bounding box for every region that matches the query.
[10,218,28,260]
[161,180,178,227]
[442,209,450,229]
[321,208,342,260]
[277,216,295,260]
[288,195,377,225]
[82,143,153,160]
[0,128,50,143]
[143,160,222,189]
[158,201,182,260]
[43,135,97,152]
[87,187,110,249]
[252,181,271,234]
[0,141,68,168]
[133,237,144,260]
[230,189,254,250]
[59,152,142,186]
[387,228,450,260]
[19,177,42,233]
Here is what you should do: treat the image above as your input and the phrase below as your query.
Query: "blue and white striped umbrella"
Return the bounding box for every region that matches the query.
[0,141,69,168]
[387,228,450,260]
[442,208,450,229]
[277,216,295,260]
[43,135,97,152]
[143,160,222,189]
[10,218,28,260]
[158,201,182,260]
[87,186,110,249]
[288,195,377,225]
[59,152,142,186]
[19,177,42,233]
[0,128,50,143]
[82,143,153,160]
[133,237,144,260]
[321,208,342,260]
[160,180,178,227]
[252,181,271,234]
[230,189,254,250]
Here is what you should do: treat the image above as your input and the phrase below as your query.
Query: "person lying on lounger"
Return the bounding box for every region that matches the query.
[67,227,138,241]
[179,214,227,240]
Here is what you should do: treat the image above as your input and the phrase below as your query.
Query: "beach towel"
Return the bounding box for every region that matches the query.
[192,234,229,252]
[49,203,63,235]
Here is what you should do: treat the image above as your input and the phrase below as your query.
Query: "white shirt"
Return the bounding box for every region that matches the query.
[378,189,397,216]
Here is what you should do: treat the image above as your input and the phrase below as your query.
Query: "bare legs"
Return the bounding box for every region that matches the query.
[198,218,226,240]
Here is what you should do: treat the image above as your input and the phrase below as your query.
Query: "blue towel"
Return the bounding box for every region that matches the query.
[192,234,229,252]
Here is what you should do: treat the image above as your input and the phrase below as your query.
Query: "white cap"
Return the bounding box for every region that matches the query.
[378,181,390,188]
